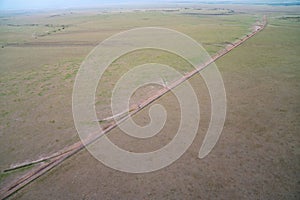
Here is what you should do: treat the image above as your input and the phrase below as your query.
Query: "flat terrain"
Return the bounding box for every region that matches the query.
[0,5,299,200]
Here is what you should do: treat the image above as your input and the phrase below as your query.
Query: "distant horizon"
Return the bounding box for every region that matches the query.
[0,0,299,11]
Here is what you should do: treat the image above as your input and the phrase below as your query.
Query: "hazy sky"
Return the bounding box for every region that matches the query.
[0,0,298,10]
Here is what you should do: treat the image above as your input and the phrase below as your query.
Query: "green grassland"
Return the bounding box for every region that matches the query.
[0,8,259,171]
[0,5,299,199]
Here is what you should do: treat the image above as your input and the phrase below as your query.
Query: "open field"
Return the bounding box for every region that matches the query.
[0,4,299,200]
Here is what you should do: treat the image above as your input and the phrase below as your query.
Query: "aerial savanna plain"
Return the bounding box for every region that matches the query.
[0,1,299,199]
